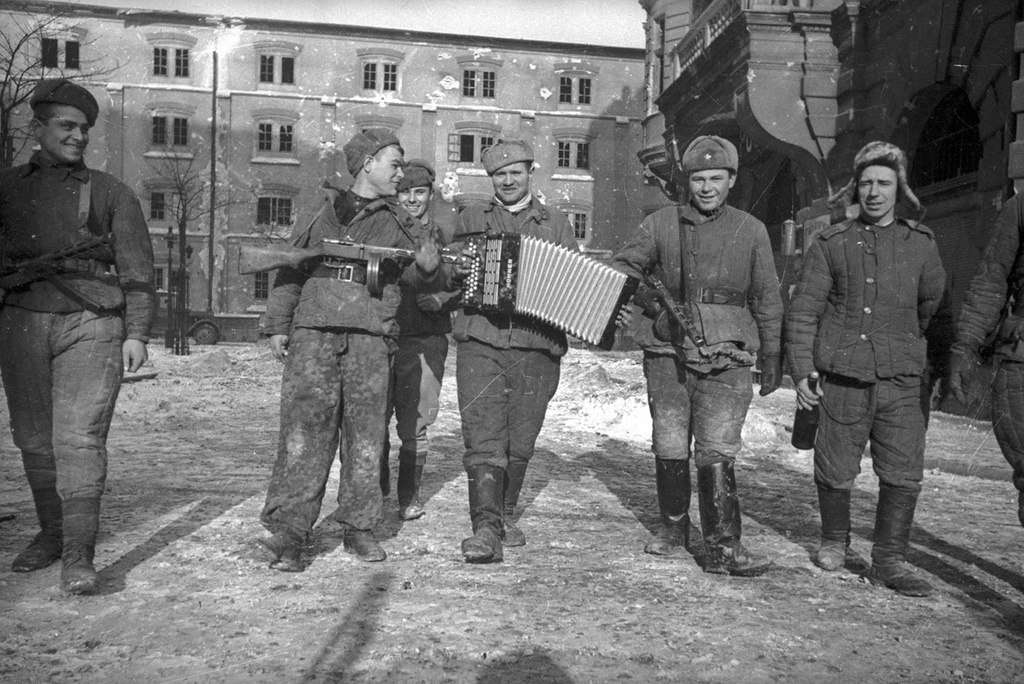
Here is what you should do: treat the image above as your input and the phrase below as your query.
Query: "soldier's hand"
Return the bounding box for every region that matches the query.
[415,232,440,277]
[795,375,822,411]
[416,293,444,312]
[758,353,783,396]
[615,306,633,329]
[269,334,289,363]
[122,339,148,373]
[948,347,980,406]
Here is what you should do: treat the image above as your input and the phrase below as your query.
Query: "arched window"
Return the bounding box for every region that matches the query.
[910,89,980,188]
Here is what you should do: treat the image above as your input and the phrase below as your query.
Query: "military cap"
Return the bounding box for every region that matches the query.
[481,139,534,175]
[343,128,404,177]
[828,140,921,211]
[396,159,436,192]
[30,79,99,126]
[680,135,738,174]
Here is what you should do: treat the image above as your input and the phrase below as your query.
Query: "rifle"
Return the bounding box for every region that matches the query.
[238,237,462,275]
[645,275,707,350]
[0,235,112,293]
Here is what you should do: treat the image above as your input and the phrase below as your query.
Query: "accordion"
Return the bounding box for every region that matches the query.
[461,233,639,350]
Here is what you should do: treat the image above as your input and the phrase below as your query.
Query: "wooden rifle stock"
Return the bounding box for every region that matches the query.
[0,235,112,291]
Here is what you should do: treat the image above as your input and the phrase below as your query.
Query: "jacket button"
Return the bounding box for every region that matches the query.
[864,307,872,314]
[865,277,875,284]
[860,333,868,340]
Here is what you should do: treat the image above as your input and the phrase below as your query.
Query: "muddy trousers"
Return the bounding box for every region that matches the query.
[992,361,1024,494]
[0,308,124,550]
[261,328,391,542]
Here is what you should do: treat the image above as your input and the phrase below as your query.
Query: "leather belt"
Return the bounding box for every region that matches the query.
[694,286,745,307]
[309,261,368,284]
[56,258,110,275]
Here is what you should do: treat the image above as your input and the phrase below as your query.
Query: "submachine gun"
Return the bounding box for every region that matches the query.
[644,275,707,353]
[0,235,112,304]
[238,237,461,296]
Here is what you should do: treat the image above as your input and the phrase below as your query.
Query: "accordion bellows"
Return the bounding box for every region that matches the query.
[462,233,639,350]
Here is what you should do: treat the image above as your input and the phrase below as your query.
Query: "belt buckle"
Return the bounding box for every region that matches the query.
[336,264,354,281]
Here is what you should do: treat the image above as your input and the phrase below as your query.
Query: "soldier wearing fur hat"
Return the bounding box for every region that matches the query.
[0,79,156,594]
[786,141,946,596]
[258,129,449,569]
[451,138,580,564]
[612,134,783,577]
[386,159,458,521]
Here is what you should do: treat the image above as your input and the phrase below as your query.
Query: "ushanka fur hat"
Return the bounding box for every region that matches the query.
[828,140,922,211]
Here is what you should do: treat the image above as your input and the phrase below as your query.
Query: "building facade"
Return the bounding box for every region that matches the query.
[637,0,1022,331]
[1,2,661,338]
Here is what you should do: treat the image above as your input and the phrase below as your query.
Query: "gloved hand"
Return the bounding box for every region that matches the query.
[948,347,981,406]
[416,293,444,312]
[758,353,783,396]
[632,288,662,318]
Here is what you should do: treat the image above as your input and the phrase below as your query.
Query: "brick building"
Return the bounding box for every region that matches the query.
[1,2,662,340]
[637,0,1022,329]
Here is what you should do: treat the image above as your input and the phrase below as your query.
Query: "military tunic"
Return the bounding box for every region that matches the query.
[259,191,440,540]
[453,197,577,471]
[612,203,783,466]
[0,153,155,502]
[786,216,946,491]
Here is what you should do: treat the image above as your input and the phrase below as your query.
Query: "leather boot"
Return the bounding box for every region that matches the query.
[697,461,771,577]
[868,484,933,597]
[644,459,691,555]
[397,455,425,521]
[343,527,387,562]
[502,460,528,547]
[257,530,305,572]
[815,486,851,571]
[379,442,391,498]
[60,498,101,595]
[12,487,63,573]
[461,465,504,563]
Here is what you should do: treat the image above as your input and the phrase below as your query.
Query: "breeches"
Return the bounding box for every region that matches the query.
[643,352,752,467]
[814,374,924,493]
[456,340,560,471]
[392,333,449,464]
[261,328,391,536]
[992,360,1024,492]
[0,307,124,501]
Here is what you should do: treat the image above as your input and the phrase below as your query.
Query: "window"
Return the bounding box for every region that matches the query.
[910,88,981,188]
[462,68,496,98]
[363,61,398,91]
[153,47,168,76]
[556,68,595,105]
[571,212,589,241]
[42,38,80,69]
[254,117,298,156]
[154,267,165,292]
[557,141,590,170]
[253,42,301,86]
[152,116,189,147]
[150,191,166,220]
[174,48,190,77]
[448,132,495,163]
[254,272,270,300]
[256,197,293,226]
[259,55,275,83]
[280,56,294,84]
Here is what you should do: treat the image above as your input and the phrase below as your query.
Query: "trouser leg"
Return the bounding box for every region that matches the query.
[992,362,1024,528]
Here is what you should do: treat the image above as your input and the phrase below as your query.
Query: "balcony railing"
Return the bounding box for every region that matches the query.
[675,0,821,75]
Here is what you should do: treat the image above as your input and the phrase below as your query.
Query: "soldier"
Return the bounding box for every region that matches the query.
[787,141,946,597]
[452,139,579,563]
[612,135,783,577]
[258,129,445,570]
[948,192,1024,529]
[389,159,458,520]
[0,79,156,594]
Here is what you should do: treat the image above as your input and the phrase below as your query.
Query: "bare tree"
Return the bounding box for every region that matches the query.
[0,6,119,167]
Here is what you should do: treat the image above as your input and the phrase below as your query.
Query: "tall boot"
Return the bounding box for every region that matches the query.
[502,460,528,547]
[397,453,425,521]
[343,527,387,562]
[644,459,691,555]
[868,484,933,597]
[60,498,101,595]
[461,465,504,563]
[697,461,771,577]
[814,486,851,571]
[11,487,63,573]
